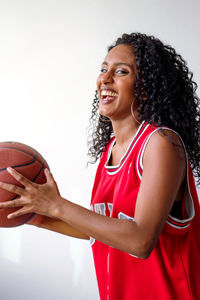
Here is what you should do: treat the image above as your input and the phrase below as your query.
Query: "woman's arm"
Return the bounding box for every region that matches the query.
[0,131,185,258]
[29,215,89,239]
[52,131,186,258]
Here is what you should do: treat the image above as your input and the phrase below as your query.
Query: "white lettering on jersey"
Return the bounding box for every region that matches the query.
[94,203,106,216]
[107,203,113,217]
[118,212,134,221]
[90,203,135,247]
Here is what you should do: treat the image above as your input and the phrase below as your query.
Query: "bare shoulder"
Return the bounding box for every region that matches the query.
[143,128,186,181]
[145,128,185,159]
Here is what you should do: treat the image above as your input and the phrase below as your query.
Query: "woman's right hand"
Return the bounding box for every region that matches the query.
[0,167,64,220]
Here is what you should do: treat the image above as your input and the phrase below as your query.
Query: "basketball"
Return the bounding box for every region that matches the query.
[0,142,49,227]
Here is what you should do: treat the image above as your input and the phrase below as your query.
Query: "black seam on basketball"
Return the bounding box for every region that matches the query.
[0,155,37,172]
[0,146,46,168]
[0,146,36,159]
[21,213,35,224]
[11,195,19,200]
[32,160,46,182]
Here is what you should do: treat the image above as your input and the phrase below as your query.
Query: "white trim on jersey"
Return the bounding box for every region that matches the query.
[137,127,195,229]
[167,158,195,229]
[136,139,146,180]
[105,122,148,175]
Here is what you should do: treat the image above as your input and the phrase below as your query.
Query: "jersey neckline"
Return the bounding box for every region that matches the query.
[105,121,148,175]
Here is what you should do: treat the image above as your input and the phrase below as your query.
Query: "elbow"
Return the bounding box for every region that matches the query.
[139,247,153,260]
[129,239,154,260]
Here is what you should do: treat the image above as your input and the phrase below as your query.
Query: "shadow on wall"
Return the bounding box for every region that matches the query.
[0,226,98,300]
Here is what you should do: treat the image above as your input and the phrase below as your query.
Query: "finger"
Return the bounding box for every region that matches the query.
[7,207,32,219]
[44,168,54,184]
[0,181,26,196]
[7,167,33,188]
[44,168,60,194]
[0,198,23,209]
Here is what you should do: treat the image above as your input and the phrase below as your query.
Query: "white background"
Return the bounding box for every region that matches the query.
[0,0,200,299]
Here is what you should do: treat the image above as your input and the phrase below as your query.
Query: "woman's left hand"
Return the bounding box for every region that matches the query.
[0,167,63,219]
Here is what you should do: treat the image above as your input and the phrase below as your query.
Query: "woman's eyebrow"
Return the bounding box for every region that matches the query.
[101,61,133,68]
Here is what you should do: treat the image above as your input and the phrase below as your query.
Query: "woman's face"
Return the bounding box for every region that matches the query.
[97,44,137,121]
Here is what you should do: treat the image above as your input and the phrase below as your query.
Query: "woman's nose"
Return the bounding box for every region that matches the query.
[101,70,113,84]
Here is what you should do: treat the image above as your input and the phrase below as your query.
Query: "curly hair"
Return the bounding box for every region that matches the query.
[87,33,200,182]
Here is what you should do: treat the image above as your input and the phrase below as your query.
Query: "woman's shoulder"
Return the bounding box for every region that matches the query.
[144,122,185,152]
[142,125,186,181]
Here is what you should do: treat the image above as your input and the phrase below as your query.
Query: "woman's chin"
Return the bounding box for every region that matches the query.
[99,109,109,117]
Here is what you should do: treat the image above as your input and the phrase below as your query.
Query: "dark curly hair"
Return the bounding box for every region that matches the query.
[87,33,200,182]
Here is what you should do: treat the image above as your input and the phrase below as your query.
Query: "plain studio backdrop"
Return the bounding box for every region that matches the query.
[0,0,200,299]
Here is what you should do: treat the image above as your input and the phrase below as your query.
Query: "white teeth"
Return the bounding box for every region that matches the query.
[101,90,118,97]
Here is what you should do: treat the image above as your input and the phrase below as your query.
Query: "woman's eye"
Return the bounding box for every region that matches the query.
[100,68,129,75]
[116,69,129,74]
[100,68,107,73]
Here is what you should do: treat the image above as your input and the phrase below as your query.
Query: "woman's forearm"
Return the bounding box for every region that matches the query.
[29,215,89,240]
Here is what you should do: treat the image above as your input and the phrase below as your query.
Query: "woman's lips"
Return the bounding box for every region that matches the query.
[100,89,118,104]
[100,96,117,104]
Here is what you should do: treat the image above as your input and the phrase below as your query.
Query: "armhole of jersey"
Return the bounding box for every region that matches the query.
[137,127,195,231]
[167,158,195,230]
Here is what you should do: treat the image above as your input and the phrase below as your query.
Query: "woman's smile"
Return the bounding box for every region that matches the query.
[100,88,118,104]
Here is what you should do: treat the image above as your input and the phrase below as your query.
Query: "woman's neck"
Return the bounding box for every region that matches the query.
[111,115,140,147]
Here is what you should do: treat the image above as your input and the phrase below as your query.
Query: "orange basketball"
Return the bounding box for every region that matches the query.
[0,142,49,227]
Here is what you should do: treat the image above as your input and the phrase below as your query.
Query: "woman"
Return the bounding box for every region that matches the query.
[0,33,200,300]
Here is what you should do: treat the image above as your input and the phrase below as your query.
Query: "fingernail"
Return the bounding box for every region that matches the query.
[7,167,13,172]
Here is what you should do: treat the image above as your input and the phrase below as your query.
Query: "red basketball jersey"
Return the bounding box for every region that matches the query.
[90,122,200,300]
